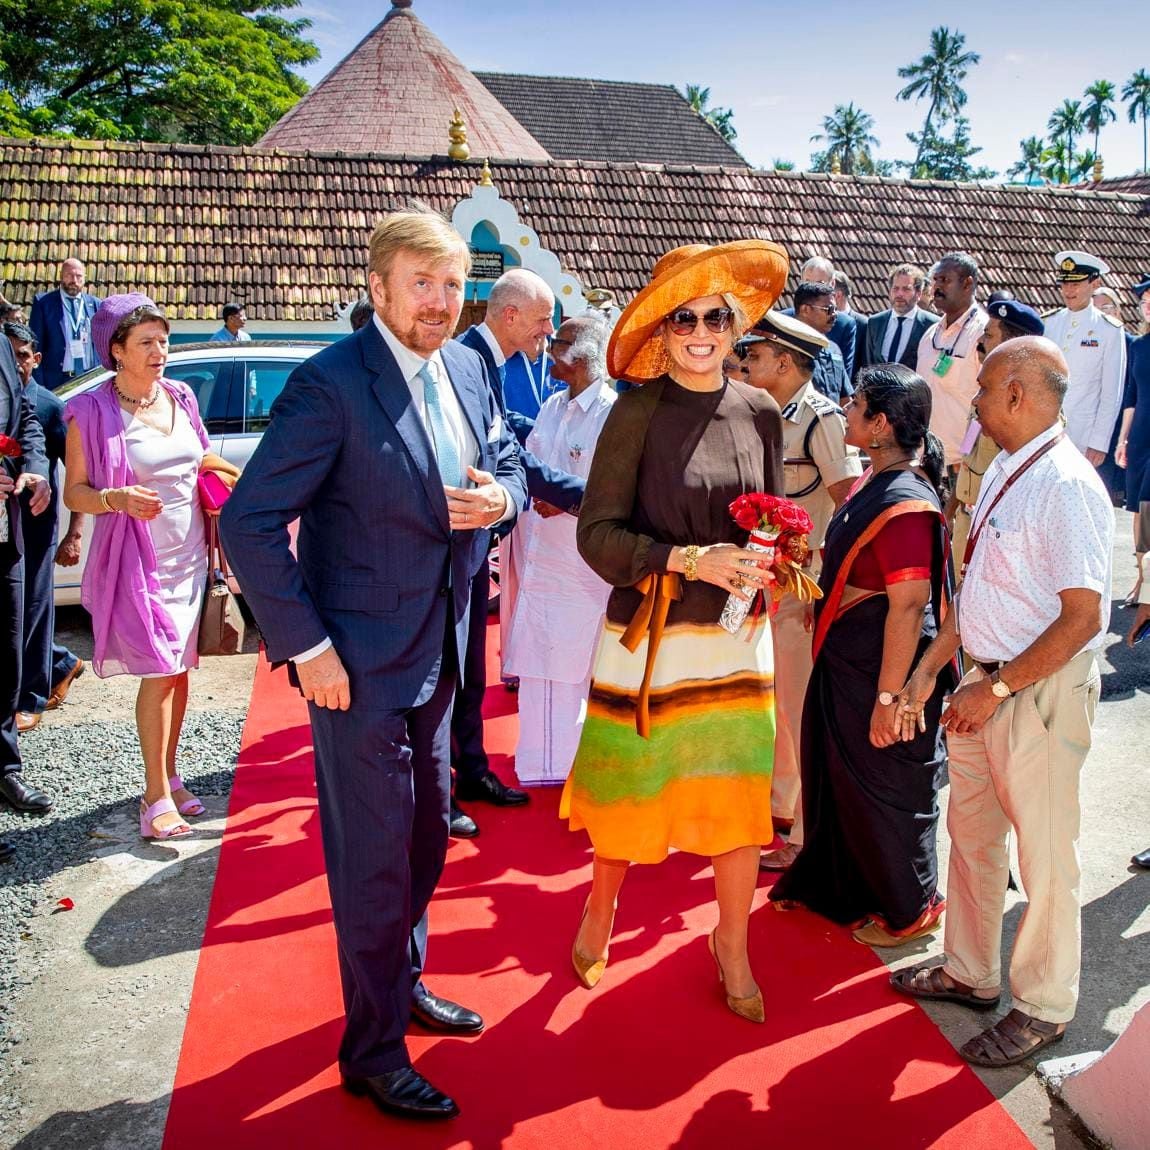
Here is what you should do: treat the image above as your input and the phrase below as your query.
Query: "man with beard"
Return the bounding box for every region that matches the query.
[864,264,934,371]
[28,258,100,391]
[916,252,989,471]
[221,207,527,1122]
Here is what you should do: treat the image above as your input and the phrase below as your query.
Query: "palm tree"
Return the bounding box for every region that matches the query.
[897,27,981,177]
[810,103,879,176]
[1007,136,1046,185]
[1082,80,1117,160]
[1047,100,1085,172]
[683,83,737,143]
[1123,68,1150,173]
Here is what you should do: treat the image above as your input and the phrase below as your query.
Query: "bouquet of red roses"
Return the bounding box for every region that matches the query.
[719,492,822,634]
[0,434,22,545]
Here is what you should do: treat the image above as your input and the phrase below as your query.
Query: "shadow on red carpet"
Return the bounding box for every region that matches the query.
[163,624,1031,1149]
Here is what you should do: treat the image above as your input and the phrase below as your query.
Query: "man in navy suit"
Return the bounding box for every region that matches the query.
[1,333,53,862]
[833,271,869,374]
[4,324,85,734]
[799,257,858,378]
[864,263,934,371]
[452,269,584,835]
[221,208,527,1122]
[28,258,101,391]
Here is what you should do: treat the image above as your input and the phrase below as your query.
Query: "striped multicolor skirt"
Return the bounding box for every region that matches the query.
[560,614,776,863]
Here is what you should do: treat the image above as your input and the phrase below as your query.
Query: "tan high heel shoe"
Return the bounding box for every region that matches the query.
[708,929,765,1024]
[571,900,609,989]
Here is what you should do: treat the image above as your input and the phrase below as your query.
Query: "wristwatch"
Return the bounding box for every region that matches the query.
[989,669,1013,699]
[877,691,897,706]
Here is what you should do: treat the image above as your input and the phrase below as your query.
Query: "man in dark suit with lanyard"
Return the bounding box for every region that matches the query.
[221,207,527,1122]
[1,334,53,862]
[453,268,584,835]
[28,258,100,391]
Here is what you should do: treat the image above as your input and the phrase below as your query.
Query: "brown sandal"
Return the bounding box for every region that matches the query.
[960,1008,1066,1067]
[890,965,1001,1011]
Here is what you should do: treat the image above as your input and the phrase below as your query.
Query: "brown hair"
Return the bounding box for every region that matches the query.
[109,304,169,363]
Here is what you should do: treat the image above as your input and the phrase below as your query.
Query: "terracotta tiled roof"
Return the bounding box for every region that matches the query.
[1089,174,1150,196]
[3,139,1150,323]
[257,3,549,161]
[473,72,747,168]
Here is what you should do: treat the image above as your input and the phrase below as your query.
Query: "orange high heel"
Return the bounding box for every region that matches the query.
[571,900,610,989]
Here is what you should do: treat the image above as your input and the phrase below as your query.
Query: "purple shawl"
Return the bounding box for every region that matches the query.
[65,379,210,677]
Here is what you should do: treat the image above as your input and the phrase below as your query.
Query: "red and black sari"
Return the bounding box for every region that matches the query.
[770,468,955,933]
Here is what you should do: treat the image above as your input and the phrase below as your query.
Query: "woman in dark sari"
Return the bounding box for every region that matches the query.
[770,365,955,945]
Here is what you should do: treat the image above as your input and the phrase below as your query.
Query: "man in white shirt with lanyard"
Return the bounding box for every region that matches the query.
[891,337,1113,1069]
[916,252,988,470]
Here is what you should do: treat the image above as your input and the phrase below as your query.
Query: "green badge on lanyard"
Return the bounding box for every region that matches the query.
[933,352,954,377]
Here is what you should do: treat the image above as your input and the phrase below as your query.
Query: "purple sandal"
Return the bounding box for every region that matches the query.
[169,773,205,817]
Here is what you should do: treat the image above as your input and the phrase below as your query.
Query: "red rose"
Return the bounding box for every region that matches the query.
[0,434,21,459]
[729,494,763,532]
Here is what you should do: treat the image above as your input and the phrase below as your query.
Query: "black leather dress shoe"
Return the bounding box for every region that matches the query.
[410,992,484,1034]
[455,771,529,807]
[0,840,14,863]
[0,773,53,814]
[449,803,478,838]
[1132,848,1150,869]
[342,1067,459,1120]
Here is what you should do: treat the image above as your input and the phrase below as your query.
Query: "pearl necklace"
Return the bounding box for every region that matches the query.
[114,380,160,409]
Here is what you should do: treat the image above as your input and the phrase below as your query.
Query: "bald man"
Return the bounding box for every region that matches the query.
[28,258,101,391]
[892,337,1113,1070]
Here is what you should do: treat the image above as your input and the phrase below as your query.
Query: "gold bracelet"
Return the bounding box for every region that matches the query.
[683,544,700,581]
[98,488,115,513]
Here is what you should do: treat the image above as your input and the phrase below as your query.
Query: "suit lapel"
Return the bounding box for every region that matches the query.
[362,327,451,535]
[442,341,487,459]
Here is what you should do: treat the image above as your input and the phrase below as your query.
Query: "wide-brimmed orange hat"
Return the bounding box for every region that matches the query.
[607,240,789,382]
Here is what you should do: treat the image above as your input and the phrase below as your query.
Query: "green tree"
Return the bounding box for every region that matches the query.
[896,26,981,177]
[1007,136,1047,185]
[809,102,879,175]
[683,82,737,143]
[1047,100,1085,172]
[0,0,317,144]
[901,116,994,181]
[1082,80,1117,160]
[771,158,796,171]
[1123,68,1150,173]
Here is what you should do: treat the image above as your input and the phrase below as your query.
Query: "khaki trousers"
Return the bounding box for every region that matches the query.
[942,649,1100,1023]
[769,592,813,845]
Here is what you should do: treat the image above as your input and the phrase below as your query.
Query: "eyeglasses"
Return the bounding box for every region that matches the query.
[808,304,836,316]
[548,336,573,349]
[666,307,734,335]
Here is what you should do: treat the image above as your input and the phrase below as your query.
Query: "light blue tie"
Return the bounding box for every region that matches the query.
[419,361,463,489]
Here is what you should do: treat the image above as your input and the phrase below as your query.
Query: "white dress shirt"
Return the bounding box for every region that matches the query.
[1042,303,1127,454]
[916,306,988,466]
[957,422,1114,662]
[475,322,506,369]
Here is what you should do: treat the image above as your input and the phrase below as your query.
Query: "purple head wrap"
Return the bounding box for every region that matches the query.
[91,293,165,370]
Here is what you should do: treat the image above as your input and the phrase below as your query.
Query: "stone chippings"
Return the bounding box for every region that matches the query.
[0,712,242,1074]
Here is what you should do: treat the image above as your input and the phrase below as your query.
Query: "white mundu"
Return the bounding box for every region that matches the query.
[1043,303,1126,455]
[504,379,615,784]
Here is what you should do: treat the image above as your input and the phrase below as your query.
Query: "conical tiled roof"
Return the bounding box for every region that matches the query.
[258,1,550,159]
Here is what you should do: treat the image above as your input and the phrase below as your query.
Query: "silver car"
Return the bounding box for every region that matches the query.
[53,340,327,605]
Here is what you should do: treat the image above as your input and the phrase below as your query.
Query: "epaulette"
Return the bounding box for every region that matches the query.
[807,391,842,418]
[1040,307,1061,319]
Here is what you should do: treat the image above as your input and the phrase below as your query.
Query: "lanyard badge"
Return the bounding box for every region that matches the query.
[933,352,954,377]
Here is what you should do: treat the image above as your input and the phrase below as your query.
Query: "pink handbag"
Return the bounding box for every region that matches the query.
[197,470,231,514]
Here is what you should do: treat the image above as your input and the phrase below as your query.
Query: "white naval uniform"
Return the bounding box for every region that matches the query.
[1043,303,1126,455]
[503,379,615,784]
[771,383,862,842]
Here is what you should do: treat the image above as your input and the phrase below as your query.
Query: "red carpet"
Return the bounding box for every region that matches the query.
[164,623,1031,1149]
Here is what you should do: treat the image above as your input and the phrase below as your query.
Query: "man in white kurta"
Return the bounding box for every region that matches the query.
[503,315,615,784]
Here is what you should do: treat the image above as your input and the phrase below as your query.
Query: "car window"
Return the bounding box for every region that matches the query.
[240,361,296,433]
[163,360,233,434]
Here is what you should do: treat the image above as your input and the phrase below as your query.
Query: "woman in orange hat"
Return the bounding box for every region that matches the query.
[560,240,788,1022]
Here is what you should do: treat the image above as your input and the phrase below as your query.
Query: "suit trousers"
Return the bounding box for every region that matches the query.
[450,554,490,784]
[18,515,78,714]
[769,592,812,843]
[309,634,457,1078]
[942,649,1100,1023]
[1,543,25,775]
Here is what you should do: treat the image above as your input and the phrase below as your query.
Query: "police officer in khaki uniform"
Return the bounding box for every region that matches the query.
[1043,251,1126,466]
[949,299,1047,565]
[734,312,862,869]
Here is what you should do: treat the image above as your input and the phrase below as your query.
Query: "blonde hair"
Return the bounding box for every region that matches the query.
[368,205,470,285]
[722,293,750,341]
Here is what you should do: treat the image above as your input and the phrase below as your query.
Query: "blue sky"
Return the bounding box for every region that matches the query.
[294,0,1149,179]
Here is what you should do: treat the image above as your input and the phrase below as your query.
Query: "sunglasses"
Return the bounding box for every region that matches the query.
[808,304,836,315]
[666,307,734,336]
